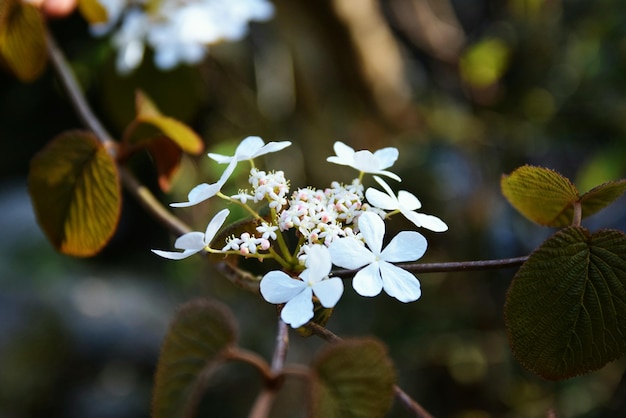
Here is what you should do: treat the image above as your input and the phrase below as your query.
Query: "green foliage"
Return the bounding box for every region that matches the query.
[505,226,626,380]
[501,165,579,227]
[0,0,47,82]
[28,131,121,257]
[152,299,238,418]
[311,339,396,418]
[502,165,626,227]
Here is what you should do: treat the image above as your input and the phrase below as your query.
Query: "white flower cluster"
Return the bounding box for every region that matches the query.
[152,137,448,328]
[90,0,274,74]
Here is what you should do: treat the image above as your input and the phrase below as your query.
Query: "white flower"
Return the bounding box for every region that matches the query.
[329,211,427,302]
[326,141,401,182]
[170,159,237,207]
[366,176,448,232]
[208,136,291,164]
[260,245,344,328]
[152,209,229,259]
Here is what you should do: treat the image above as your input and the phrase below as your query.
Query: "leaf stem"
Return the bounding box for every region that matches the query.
[572,201,582,227]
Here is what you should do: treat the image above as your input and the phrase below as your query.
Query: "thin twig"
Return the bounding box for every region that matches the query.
[332,255,529,277]
[305,323,434,417]
[46,28,192,237]
[249,318,290,418]
[45,28,115,153]
[270,318,290,373]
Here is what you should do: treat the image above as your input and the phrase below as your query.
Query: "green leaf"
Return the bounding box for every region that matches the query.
[505,226,626,380]
[77,0,108,24]
[0,0,47,82]
[501,165,579,227]
[311,339,396,418]
[124,90,204,155]
[28,131,121,257]
[579,180,626,219]
[152,299,238,418]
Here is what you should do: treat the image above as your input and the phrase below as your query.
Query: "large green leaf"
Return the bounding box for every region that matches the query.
[311,339,396,418]
[0,0,47,82]
[28,131,121,257]
[501,165,579,227]
[505,226,626,380]
[152,299,238,418]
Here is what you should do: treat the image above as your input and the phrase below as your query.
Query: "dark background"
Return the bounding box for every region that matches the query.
[1,0,626,416]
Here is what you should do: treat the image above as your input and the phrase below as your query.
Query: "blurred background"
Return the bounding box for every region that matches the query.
[1,0,626,416]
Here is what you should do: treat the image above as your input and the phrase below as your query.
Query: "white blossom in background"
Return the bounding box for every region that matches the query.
[91,0,275,74]
[327,141,401,182]
[329,212,427,303]
[152,209,229,259]
[366,176,448,232]
[260,245,343,328]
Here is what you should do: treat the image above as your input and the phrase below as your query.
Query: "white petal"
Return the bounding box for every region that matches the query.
[260,271,307,304]
[372,175,396,198]
[380,231,427,263]
[357,212,385,255]
[253,141,292,158]
[235,136,265,160]
[365,188,398,211]
[217,158,238,185]
[281,287,314,328]
[333,141,355,159]
[170,182,220,207]
[174,231,206,250]
[204,209,230,245]
[207,152,233,164]
[352,262,383,297]
[304,245,332,281]
[397,190,421,211]
[379,261,421,302]
[373,170,401,182]
[352,150,379,172]
[151,248,200,260]
[327,156,351,166]
[328,237,374,269]
[373,147,398,169]
[312,278,344,308]
[404,212,448,232]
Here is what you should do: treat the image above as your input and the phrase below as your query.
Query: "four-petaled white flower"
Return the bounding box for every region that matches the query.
[327,141,401,182]
[366,176,448,232]
[208,136,291,164]
[329,211,427,303]
[152,209,229,259]
[260,245,344,328]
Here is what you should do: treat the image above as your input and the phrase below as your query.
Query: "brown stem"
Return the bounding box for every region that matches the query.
[46,28,192,237]
[332,255,529,277]
[572,201,582,227]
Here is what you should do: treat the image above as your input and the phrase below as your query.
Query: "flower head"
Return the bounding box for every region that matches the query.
[152,209,229,259]
[327,141,401,181]
[260,245,344,328]
[329,211,427,302]
[366,176,448,232]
